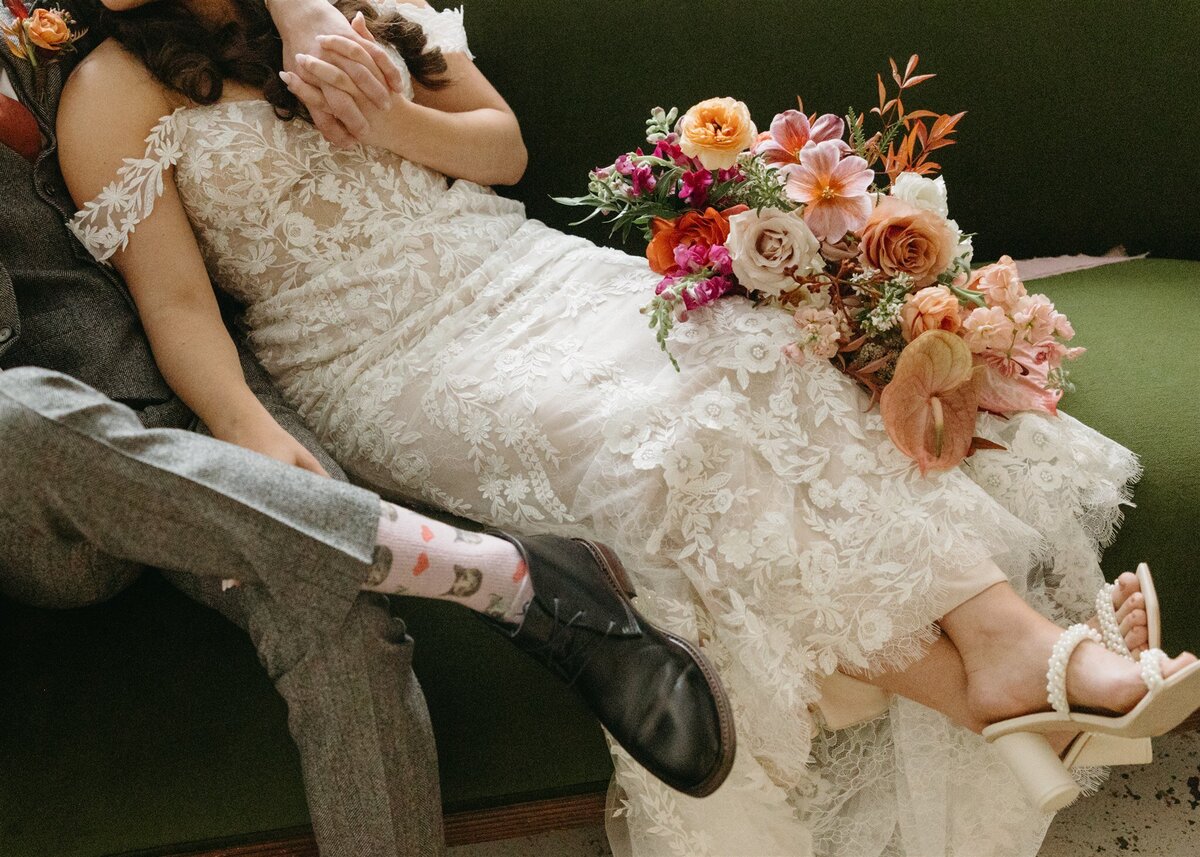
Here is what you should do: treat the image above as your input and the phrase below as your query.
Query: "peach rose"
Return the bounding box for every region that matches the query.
[858,196,958,287]
[900,286,963,342]
[26,9,71,50]
[646,206,746,274]
[678,97,758,171]
[966,255,1027,310]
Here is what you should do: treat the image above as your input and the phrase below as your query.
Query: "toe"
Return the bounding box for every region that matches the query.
[1126,627,1150,654]
[1120,609,1147,635]
[1113,572,1140,605]
[1161,652,1198,679]
[1116,592,1145,622]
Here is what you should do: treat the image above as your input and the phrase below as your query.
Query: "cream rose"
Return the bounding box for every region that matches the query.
[889,172,950,218]
[899,285,963,342]
[726,208,824,297]
[859,196,959,287]
[677,97,758,171]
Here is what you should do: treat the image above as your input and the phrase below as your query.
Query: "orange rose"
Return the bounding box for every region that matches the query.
[25,9,71,50]
[678,97,758,171]
[900,286,963,342]
[646,205,747,274]
[858,196,958,288]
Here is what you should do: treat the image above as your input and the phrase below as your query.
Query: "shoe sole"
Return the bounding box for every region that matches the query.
[577,539,738,799]
[1137,563,1161,652]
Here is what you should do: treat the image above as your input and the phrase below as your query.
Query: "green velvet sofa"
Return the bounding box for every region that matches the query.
[2,2,1196,855]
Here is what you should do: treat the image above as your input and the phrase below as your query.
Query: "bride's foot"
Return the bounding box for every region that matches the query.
[943,584,1197,730]
[1087,571,1151,655]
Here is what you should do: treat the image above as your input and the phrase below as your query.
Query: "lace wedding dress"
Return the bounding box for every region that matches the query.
[70,6,1139,855]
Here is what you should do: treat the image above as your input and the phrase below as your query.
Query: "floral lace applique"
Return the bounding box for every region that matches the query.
[66,108,186,263]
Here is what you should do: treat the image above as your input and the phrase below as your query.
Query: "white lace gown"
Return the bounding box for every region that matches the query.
[70,6,1140,856]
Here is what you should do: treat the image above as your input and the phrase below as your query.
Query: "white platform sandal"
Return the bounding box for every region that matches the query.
[983,623,1200,812]
[1096,562,1161,656]
[1073,563,1163,768]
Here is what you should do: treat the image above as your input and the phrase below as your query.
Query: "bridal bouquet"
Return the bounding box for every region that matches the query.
[556,56,1082,473]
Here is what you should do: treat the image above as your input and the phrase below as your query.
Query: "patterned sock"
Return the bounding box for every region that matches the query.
[364,501,533,623]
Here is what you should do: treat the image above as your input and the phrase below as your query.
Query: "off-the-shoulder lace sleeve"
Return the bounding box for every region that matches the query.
[375,2,473,59]
[67,108,185,264]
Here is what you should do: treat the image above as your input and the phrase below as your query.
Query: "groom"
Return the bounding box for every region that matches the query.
[0,0,730,855]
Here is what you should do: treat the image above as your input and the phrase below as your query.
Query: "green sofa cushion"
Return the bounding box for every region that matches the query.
[1034,259,1200,655]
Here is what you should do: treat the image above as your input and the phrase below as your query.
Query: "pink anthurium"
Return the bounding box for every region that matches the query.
[880,330,980,474]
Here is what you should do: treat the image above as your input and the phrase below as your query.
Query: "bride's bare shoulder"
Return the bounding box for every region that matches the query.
[57,39,175,206]
[60,38,171,116]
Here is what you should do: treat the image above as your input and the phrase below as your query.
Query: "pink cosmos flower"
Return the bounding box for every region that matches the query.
[756,110,850,167]
[785,141,875,242]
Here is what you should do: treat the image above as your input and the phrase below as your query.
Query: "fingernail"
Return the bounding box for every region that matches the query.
[279,71,291,84]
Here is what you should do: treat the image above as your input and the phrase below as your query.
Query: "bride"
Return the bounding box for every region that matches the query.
[58,0,1199,854]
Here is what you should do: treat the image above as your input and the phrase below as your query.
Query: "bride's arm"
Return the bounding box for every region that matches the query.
[275,0,528,186]
[56,44,328,476]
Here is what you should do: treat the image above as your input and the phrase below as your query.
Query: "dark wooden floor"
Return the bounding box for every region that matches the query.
[172,792,607,856]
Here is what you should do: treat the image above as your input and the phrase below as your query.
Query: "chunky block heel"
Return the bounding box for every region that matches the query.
[984,613,1200,812]
[1063,734,1153,768]
[992,731,1080,812]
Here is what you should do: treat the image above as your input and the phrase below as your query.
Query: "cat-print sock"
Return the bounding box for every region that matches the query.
[364,501,533,624]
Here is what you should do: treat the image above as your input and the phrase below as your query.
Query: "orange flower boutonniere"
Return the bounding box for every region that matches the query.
[3,0,86,69]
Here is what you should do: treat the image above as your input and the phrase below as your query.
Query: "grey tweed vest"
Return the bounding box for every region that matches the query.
[0,6,175,409]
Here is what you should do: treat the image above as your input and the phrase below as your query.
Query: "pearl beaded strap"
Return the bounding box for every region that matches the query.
[1140,648,1167,692]
[1095,583,1132,658]
[1046,624,1103,714]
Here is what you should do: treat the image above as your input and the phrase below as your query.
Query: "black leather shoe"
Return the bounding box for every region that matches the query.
[482,532,736,798]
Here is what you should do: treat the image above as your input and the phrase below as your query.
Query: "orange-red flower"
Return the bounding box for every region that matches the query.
[646,205,747,275]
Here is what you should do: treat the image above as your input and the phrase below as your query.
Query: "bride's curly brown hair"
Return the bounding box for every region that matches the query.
[100,0,448,121]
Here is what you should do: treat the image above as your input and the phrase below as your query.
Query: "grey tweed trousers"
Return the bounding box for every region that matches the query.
[0,366,446,857]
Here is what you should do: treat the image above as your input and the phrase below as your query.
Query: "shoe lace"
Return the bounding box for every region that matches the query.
[538,598,617,686]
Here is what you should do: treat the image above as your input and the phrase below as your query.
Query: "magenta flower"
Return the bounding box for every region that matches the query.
[630,164,657,196]
[785,141,875,242]
[653,133,693,167]
[682,275,734,310]
[756,110,850,167]
[671,242,732,276]
[679,169,714,205]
